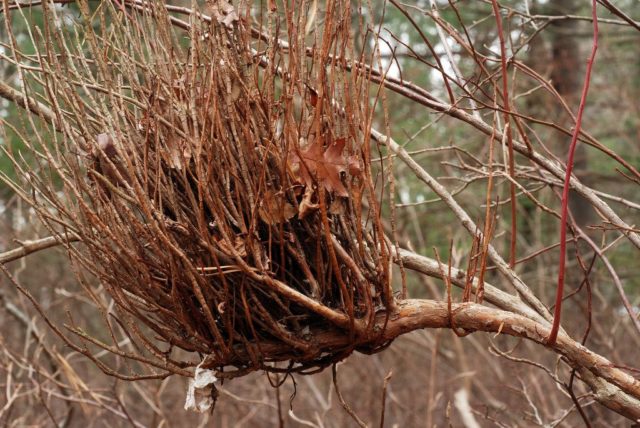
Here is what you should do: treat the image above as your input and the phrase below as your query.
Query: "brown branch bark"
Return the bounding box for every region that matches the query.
[0,234,79,264]
[224,300,640,421]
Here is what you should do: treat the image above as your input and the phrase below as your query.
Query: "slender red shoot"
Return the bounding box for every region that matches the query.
[490,0,518,268]
[548,0,599,346]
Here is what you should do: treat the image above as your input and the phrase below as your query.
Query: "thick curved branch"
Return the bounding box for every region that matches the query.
[218,299,640,421]
[396,248,544,322]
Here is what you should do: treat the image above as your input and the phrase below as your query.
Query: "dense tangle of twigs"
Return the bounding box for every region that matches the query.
[3,0,394,376]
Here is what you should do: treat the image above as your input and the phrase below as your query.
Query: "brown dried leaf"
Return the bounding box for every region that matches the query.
[208,0,239,29]
[291,137,359,197]
[230,79,242,101]
[348,154,362,177]
[96,133,116,158]
[165,134,191,170]
[217,236,247,257]
[298,186,319,220]
[259,189,297,225]
[329,197,345,216]
[305,84,319,107]
[93,134,130,189]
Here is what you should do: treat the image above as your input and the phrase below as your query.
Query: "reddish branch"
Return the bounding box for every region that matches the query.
[490,0,517,268]
[548,0,599,346]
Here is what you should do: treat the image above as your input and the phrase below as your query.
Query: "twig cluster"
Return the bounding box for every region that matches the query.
[2,0,392,377]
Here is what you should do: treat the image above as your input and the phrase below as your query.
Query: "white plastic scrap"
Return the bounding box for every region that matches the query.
[184,366,218,413]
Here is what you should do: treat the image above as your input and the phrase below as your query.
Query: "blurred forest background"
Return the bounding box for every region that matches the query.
[1,0,639,426]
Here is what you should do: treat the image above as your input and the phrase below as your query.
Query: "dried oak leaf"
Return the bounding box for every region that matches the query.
[207,0,239,29]
[165,134,192,171]
[92,133,130,188]
[216,236,247,257]
[259,189,297,225]
[297,186,319,220]
[291,137,359,197]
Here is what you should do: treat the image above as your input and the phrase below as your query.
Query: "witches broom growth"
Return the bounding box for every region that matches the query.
[2,0,394,379]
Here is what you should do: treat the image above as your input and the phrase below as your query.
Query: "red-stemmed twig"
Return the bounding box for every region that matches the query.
[548,0,599,346]
[490,0,518,268]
